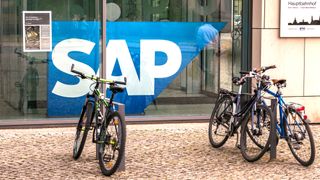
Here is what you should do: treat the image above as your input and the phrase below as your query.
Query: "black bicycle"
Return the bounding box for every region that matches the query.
[209,66,276,162]
[71,64,126,176]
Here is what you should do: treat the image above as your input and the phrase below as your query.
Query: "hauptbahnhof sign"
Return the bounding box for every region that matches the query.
[281,0,320,37]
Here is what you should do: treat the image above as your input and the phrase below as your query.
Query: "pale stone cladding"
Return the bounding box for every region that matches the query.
[252,0,320,122]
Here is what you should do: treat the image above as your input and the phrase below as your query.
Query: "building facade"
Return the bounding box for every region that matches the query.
[6,0,320,122]
[252,0,320,122]
[0,0,250,122]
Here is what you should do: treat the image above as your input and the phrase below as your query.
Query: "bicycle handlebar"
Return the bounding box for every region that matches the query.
[113,77,127,85]
[70,64,127,85]
[71,64,86,79]
[254,65,276,73]
[235,65,276,86]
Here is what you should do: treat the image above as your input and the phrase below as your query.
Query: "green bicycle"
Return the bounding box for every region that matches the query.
[71,64,126,176]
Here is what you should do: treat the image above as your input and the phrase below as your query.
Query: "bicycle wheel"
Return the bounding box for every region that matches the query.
[73,102,94,160]
[240,105,272,162]
[98,111,126,176]
[208,95,232,148]
[284,108,315,166]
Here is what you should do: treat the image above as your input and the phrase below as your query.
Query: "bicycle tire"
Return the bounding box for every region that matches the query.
[240,104,272,162]
[246,104,279,149]
[98,111,126,176]
[73,102,94,160]
[208,95,232,148]
[284,108,315,166]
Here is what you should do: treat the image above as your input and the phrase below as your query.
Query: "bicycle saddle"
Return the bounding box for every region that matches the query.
[271,79,286,86]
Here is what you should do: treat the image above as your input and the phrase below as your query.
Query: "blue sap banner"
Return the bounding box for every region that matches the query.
[48,21,225,116]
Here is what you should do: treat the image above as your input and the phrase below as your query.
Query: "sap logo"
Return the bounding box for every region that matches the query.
[51,38,182,97]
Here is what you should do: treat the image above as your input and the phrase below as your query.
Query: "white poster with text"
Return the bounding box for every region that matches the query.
[23,11,52,52]
[281,0,320,37]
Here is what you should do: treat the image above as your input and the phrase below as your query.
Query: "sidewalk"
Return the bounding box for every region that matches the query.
[0,123,319,179]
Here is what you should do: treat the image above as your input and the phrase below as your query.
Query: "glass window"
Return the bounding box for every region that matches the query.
[0,0,100,120]
[0,0,244,120]
[105,0,243,116]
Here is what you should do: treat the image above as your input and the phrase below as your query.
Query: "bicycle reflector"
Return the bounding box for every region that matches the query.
[295,106,305,112]
[288,102,307,120]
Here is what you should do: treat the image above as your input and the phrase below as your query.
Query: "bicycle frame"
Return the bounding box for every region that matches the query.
[264,89,288,138]
[83,81,118,144]
[263,88,304,139]
[220,82,259,133]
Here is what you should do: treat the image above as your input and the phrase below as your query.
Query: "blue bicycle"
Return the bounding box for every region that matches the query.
[260,77,315,166]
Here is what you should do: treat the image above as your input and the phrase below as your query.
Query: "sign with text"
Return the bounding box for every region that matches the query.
[281,0,320,37]
[23,11,52,52]
[47,21,225,116]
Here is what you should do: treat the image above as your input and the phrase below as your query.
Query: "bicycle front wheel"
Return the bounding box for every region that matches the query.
[284,108,315,166]
[208,95,232,148]
[98,111,126,176]
[240,105,272,162]
[73,102,94,160]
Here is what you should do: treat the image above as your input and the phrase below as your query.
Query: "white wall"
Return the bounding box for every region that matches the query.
[253,0,320,122]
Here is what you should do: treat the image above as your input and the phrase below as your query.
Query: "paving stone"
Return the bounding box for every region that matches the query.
[0,124,319,179]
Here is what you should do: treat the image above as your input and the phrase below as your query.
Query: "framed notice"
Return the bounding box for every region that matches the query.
[23,11,52,52]
[280,0,320,37]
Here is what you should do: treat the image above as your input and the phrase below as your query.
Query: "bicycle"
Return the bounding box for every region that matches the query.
[71,64,127,176]
[209,65,276,162]
[260,76,315,166]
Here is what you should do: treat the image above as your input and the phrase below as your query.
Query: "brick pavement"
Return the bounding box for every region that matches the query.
[0,123,319,179]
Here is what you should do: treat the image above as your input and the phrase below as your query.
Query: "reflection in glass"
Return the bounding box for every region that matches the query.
[0,0,99,119]
[106,0,241,116]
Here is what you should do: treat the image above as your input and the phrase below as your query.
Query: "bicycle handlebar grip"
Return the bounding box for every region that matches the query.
[239,71,250,75]
[114,77,127,85]
[264,65,276,71]
[70,64,86,79]
[255,65,276,73]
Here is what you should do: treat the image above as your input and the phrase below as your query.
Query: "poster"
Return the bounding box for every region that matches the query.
[280,0,320,37]
[23,11,52,52]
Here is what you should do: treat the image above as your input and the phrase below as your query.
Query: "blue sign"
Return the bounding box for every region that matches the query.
[48,21,225,116]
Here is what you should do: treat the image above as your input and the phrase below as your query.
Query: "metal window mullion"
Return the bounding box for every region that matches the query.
[101,0,107,110]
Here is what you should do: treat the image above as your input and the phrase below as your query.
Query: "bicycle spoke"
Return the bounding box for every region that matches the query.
[209,95,232,148]
[241,105,271,162]
[285,109,315,166]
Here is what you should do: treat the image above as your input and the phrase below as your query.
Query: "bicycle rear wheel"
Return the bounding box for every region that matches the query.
[240,105,272,162]
[284,108,315,166]
[208,95,232,148]
[98,111,126,176]
[73,102,94,160]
